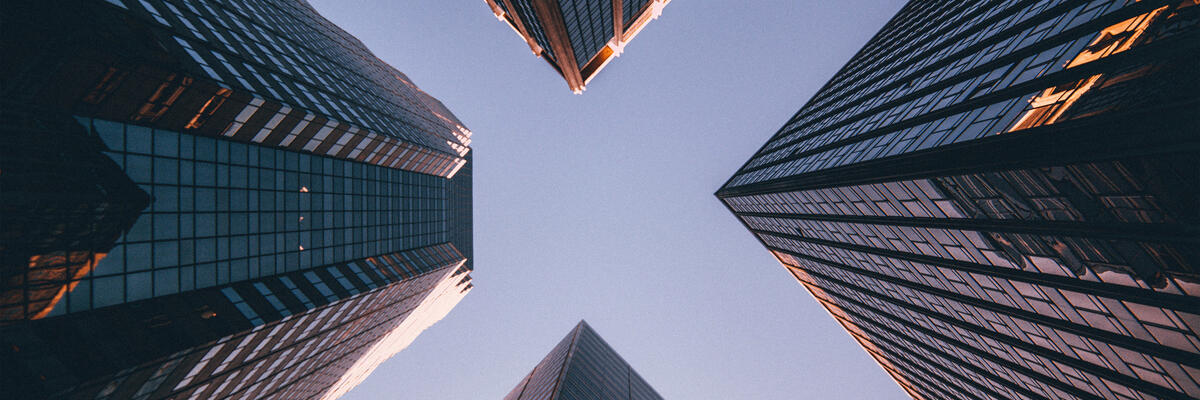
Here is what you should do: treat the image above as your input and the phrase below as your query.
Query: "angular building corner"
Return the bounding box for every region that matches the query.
[0,0,473,398]
[717,1,1200,399]
[504,320,663,400]
[483,0,671,93]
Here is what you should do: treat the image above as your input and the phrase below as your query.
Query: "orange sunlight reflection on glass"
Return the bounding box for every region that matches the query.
[0,252,105,321]
[1007,6,1168,132]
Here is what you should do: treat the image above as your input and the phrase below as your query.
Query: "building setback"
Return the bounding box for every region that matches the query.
[484,0,670,93]
[504,321,663,400]
[0,0,473,399]
[717,1,1199,399]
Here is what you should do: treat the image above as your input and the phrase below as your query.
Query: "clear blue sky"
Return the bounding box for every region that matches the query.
[308,1,908,398]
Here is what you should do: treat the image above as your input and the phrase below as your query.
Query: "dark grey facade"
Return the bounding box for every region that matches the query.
[0,0,473,399]
[718,1,1200,399]
[504,321,663,400]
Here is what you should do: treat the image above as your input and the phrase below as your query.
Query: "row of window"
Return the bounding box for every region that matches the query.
[91,117,457,184]
[786,0,1143,157]
[507,326,576,400]
[731,1,1158,187]
[766,228,1198,351]
[789,257,1190,399]
[730,183,1196,297]
[175,262,463,399]
[799,270,1085,399]
[746,215,1200,345]
[115,0,468,156]
[509,0,559,61]
[734,26,1092,184]
[777,0,1113,147]
[622,0,653,30]
[90,256,463,399]
[558,327,647,400]
[774,248,1200,398]
[726,178,964,220]
[225,243,464,323]
[558,0,615,67]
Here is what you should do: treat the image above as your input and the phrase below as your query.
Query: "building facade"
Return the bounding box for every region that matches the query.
[484,0,671,93]
[504,320,663,400]
[0,0,473,398]
[717,1,1199,399]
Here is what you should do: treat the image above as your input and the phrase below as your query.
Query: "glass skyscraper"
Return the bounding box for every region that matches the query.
[718,1,1199,399]
[0,0,473,398]
[483,0,671,93]
[504,320,663,400]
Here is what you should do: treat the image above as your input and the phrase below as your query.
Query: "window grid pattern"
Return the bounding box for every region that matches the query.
[485,0,670,92]
[118,0,471,157]
[739,212,1200,343]
[622,0,652,29]
[182,264,465,400]
[785,256,1194,399]
[504,321,664,400]
[503,323,575,400]
[49,118,449,316]
[761,0,1098,150]
[727,0,1190,187]
[1,0,474,399]
[86,244,469,399]
[760,233,1200,393]
[722,164,1200,398]
[557,0,614,68]
[75,0,469,178]
[725,157,1200,291]
[717,1,1200,398]
[510,0,558,61]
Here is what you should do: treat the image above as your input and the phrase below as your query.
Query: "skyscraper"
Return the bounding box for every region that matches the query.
[484,0,671,93]
[504,320,663,400]
[717,1,1199,399]
[0,0,473,398]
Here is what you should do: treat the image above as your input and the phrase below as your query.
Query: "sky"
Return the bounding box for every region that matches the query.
[307,1,909,399]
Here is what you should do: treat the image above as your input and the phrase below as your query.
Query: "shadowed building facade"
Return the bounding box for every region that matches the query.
[504,321,663,400]
[484,0,670,93]
[717,1,1200,399]
[0,0,473,398]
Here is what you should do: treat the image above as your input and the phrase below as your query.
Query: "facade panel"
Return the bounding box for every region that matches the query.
[484,0,671,93]
[0,0,474,398]
[718,1,1200,399]
[504,321,664,400]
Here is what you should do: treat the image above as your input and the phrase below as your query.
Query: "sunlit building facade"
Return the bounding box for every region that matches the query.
[484,0,670,93]
[717,1,1200,399]
[504,320,663,400]
[0,0,473,398]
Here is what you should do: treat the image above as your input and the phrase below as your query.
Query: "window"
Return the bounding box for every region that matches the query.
[222,287,263,325]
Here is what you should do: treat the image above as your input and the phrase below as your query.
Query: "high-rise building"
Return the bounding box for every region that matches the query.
[484,0,671,93]
[717,1,1199,399]
[0,0,473,399]
[504,320,663,400]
